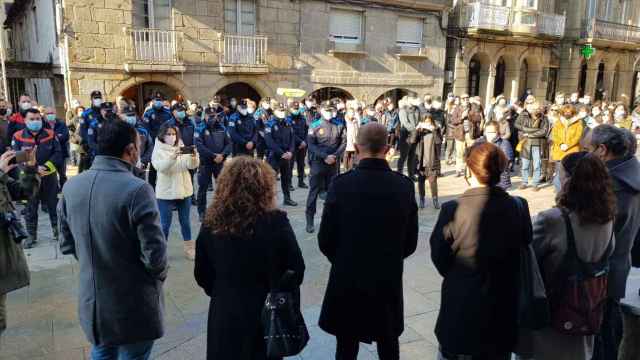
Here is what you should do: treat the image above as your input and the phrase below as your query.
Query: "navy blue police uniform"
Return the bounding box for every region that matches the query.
[195,116,231,218]
[305,113,346,232]
[12,127,64,247]
[227,111,258,156]
[254,107,271,160]
[46,118,70,190]
[287,109,309,187]
[79,106,103,171]
[265,115,296,205]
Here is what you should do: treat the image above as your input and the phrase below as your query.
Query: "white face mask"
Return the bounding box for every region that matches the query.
[337,103,345,110]
[261,103,270,110]
[432,102,442,110]
[164,135,177,145]
[578,112,587,119]
[592,109,601,116]
[275,111,286,119]
[322,111,333,120]
[92,98,103,107]
[20,101,32,111]
[238,108,248,116]
[247,107,255,114]
[615,110,625,118]
[485,132,498,143]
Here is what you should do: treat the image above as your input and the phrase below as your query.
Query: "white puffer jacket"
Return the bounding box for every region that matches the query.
[152,139,200,200]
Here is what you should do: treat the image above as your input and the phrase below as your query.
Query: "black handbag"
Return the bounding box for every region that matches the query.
[261,270,309,358]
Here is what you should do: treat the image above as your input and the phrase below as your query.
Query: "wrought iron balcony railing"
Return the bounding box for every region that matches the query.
[581,18,640,44]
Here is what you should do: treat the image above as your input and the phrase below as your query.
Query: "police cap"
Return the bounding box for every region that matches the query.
[91,90,102,99]
[171,103,187,112]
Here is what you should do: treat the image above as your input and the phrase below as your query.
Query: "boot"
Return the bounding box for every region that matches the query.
[298,180,308,189]
[23,236,37,249]
[433,197,440,210]
[306,214,315,233]
[419,198,425,209]
[289,185,295,192]
[283,197,298,207]
[183,240,196,261]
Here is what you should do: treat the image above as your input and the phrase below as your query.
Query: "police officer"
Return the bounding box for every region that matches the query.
[43,107,70,190]
[189,103,206,137]
[13,108,64,248]
[254,98,272,160]
[206,95,224,117]
[195,113,231,221]
[304,97,319,124]
[227,100,258,157]
[305,102,346,233]
[121,106,153,175]
[265,104,297,207]
[81,100,116,172]
[143,94,174,189]
[287,101,308,189]
[78,90,104,172]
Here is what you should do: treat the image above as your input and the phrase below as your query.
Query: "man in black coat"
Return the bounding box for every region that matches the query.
[318,123,419,360]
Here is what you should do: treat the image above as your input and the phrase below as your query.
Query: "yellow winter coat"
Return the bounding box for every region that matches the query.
[551,117,584,162]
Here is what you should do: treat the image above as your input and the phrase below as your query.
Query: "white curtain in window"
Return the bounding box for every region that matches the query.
[396,17,423,47]
[329,9,362,43]
[132,0,171,29]
[225,0,256,35]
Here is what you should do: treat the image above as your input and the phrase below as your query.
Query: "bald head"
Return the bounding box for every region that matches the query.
[355,123,389,159]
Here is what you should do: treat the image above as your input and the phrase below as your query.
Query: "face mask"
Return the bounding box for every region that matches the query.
[46,114,56,122]
[0,108,7,116]
[26,119,42,132]
[498,100,507,106]
[432,102,442,110]
[592,109,601,116]
[305,101,314,108]
[578,112,587,119]
[125,115,137,126]
[485,132,498,143]
[238,108,248,116]
[164,135,177,145]
[615,110,625,118]
[230,101,238,107]
[337,103,345,110]
[92,98,102,108]
[291,109,301,116]
[275,111,286,119]
[322,111,333,120]
[261,103,270,110]
[153,100,163,109]
[176,111,186,120]
[247,107,255,114]
[387,106,394,111]
[20,102,32,111]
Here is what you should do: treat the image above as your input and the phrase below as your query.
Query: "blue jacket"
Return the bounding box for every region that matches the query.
[228,112,258,148]
[173,119,196,147]
[135,122,153,166]
[287,112,308,146]
[385,109,400,133]
[143,107,174,140]
[307,118,347,161]
[79,107,102,150]
[80,111,112,158]
[195,120,231,165]
[192,116,206,136]
[48,119,70,158]
[360,115,376,126]
[265,117,295,161]
[12,128,64,173]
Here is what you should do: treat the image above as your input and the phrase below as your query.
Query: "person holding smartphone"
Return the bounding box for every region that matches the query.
[151,123,199,260]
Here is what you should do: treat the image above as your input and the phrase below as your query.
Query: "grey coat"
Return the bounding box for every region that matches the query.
[59,156,168,346]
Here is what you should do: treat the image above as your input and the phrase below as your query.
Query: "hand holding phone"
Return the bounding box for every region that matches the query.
[179,145,195,154]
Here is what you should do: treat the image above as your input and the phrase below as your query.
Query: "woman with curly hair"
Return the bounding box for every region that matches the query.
[528,151,616,360]
[194,156,305,360]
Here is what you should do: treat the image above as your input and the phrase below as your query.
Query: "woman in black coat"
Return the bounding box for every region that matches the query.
[415,113,440,209]
[430,142,532,359]
[194,156,305,360]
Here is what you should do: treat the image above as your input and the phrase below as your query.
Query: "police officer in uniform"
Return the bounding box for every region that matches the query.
[287,101,309,189]
[195,113,231,221]
[265,104,297,207]
[254,98,272,160]
[171,103,198,205]
[227,100,258,157]
[305,102,346,233]
[81,100,116,173]
[79,90,105,172]
[143,93,174,189]
[13,108,64,248]
[121,106,153,177]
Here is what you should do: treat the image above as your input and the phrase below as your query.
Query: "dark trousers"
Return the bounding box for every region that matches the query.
[593,299,623,360]
[418,173,438,199]
[197,164,223,216]
[58,159,67,191]
[335,336,399,360]
[256,136,267,160]
[232,146,255,158]
[305,160,338,217]
[148,164,157,191]
[291,146,307,183]
[25,174,59,240]
[397,131,417,178]
[271,158,293,200]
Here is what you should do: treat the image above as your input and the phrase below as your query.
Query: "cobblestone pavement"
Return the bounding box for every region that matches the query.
[0,162,568,359]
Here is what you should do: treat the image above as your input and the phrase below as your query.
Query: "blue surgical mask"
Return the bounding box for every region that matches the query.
[153,100,163,109]
[46,114,56,122]
[125,116,137,126]
[176,111,186,120]
[26,119,43,132]
[291,109,300,116]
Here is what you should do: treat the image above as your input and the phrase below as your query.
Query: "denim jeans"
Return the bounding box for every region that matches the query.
[157,198,192,241]
[91,340,154,360]
[521,146,541,187]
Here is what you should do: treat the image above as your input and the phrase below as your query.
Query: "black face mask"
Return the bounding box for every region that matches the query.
[0,108,6,116]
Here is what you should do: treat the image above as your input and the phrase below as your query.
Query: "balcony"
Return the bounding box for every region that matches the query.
[219,34,268,75]
[580,19,640,49]
[123,28,186,73]
[459,2,565,40]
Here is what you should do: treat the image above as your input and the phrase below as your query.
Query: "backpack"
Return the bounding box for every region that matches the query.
[549,211,613,336]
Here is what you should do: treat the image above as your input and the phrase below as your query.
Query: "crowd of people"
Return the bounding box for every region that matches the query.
[0,86,639,360]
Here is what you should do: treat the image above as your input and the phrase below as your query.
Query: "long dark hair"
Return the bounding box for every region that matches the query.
[157,122,181,146]
[558,152,616,225]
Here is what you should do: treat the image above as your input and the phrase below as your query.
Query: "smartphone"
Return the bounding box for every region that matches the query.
[9,151,29,165]
[179,145,195,154]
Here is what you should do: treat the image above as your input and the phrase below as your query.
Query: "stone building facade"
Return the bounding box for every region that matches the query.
[55,0,450,110]
[446,0,567,105]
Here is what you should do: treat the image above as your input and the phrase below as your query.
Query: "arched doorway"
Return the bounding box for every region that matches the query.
[468,57,482,96]
[518,59,529,98]
[595,61,606,100]
[215,82,261,103]
[494,57,506,97]
[612,63,621,101]
[375,88,410,106]
[578,61,588,97]
[120,81,178,115]
[310,87,354,103]
[546,67,559,102]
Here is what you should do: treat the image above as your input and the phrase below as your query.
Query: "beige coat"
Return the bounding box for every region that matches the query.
[528,207,614,360]
[151,139,199,200]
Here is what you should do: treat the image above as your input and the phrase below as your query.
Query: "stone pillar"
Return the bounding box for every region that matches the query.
[603,69,616,100]
[504,70,520,104]
[557,43,581,95]
[453,51,469,96]
[483,64,496,108]
[528,69,545,102]
[617,70,634,103]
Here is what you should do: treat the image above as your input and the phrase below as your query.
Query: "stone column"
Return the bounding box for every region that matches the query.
[504,70,520,104]
[584,67,599,98]
[483,64,496,108]
[603,69,616,100]
[453,51,469,96]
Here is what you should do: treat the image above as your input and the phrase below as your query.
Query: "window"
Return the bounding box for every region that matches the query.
[329,9,362,44]
[519,14,536,25]
[224,0,256,35]
[519,0,536,9]
[132,0,172,29]
[396,17,423,48]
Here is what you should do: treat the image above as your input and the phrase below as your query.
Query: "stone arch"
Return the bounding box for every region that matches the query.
[211,77,274,99]
[110,74,193,101]
[374,87,412,105]
[309,86,354,103]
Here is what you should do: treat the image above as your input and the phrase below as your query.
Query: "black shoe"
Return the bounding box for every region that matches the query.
[298,181,308,189]
[433,197,440,210]
[306,215,315,233]
[199,213,204,223]
[419,198,425,209]
[52,227,59,242]
[284,198,298,206]
[289,185,295,192]
[23,238,37,249]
